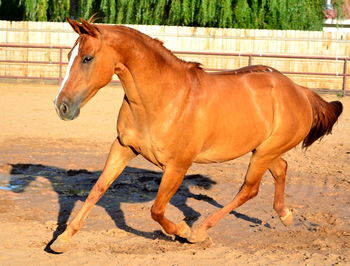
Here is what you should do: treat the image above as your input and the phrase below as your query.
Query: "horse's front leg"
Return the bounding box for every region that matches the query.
[151,165,191,239]
[50,138,137,253]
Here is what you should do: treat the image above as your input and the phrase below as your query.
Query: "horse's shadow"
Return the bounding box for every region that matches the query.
[7,163,266,247]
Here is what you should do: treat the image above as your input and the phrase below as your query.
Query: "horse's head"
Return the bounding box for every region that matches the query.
[54,18,116,120]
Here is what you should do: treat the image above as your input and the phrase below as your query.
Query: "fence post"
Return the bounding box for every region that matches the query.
[248,55,252,66]
[343,59,347,97]
[59,47,63,85]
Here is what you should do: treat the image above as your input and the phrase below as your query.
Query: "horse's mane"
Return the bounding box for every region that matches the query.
[102,24,202,70]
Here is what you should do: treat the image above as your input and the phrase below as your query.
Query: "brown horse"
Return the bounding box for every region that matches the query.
[51,18,343,252]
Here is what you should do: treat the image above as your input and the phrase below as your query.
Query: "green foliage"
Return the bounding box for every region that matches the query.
[125,0,136,24]
[21,0,48,21]
[233,0,251,28]
[135,0,158,24]
[4,0,330,31]
[100,0,116,23]
[153,0,168,25]
[266,0,279,29]
[116,0,128,24]
[265,0,324,30]
[217,0,233,28]
[182,0,197,25]
[78,0,94,19]
[334,0,346,19]
[48,0,69,22]
[250,0,267,29]
[168,0,182,25]
[197,0,219,27]
[167,0,199,26]
[116,0,136,24]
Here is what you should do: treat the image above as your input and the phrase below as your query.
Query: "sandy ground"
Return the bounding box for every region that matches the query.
[0,82,349,265]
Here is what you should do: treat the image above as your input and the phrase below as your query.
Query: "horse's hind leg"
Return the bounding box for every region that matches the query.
[188,152,272,243]
[268,157,293,226]
[50,139,136,253]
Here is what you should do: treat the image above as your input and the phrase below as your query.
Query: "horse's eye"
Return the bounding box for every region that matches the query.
[82,56,93,64]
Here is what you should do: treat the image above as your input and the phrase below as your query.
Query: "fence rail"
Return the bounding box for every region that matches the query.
[0,44,348,96]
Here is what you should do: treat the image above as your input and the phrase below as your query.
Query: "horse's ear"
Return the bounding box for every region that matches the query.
[80,18,100,38]
[67,17,83,35]
[66,17,100,38]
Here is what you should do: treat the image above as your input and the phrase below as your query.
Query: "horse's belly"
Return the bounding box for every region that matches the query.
[194,121,266,164]
[194,141,256,163]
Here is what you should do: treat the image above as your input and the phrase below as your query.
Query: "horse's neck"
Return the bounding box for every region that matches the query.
[116,62,187,115]
[112,32,189,112]
[115,63,143,106]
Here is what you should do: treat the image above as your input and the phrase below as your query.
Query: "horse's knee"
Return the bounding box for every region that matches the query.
[150,205,164,221]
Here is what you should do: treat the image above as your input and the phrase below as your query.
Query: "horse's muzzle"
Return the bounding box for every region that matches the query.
[55,100,80,121]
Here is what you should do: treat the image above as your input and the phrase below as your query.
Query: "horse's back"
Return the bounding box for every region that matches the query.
[193,69,312,163]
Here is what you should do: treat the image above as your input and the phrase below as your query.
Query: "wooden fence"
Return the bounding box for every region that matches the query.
[0,21,349,92]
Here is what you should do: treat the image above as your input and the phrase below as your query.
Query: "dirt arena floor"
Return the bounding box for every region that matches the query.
[0,82,349,265]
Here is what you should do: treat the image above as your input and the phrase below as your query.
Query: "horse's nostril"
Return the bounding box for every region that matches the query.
[60,103,69,115]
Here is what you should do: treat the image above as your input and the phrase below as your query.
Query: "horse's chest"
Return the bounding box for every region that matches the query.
[118,127,140,149]
[118,120,168,167]
[117,104,143,149]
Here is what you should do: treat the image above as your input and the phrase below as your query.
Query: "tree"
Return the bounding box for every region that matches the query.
[135,0,157,24]
[48,0,69,22]
[21,0,48,21]
[153,0,168,25]
[266,0,324,30]
[168,0,182,25]
[182,0,197,25]
[100,0,116,23]
[249,0,267,29]
[78,0,94,20]
[233,0,252,28]
[125,0,136,24]
[3,0,328,31]
[217,0,233,28]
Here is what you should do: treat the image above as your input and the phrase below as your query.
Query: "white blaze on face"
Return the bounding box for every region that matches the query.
[55,42,80,102]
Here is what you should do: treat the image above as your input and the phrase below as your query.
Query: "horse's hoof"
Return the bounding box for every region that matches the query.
[50,237,71,253]
[161,228,176,241]
[280,209,293,226]
[187,227,209,243]
[176,221,191,239]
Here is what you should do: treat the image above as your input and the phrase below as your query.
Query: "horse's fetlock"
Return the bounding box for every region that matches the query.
[273,203,284,213]
[150,206,164,221]
[68,223,81,235]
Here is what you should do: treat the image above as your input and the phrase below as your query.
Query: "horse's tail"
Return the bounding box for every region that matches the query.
[302,89,343,149]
